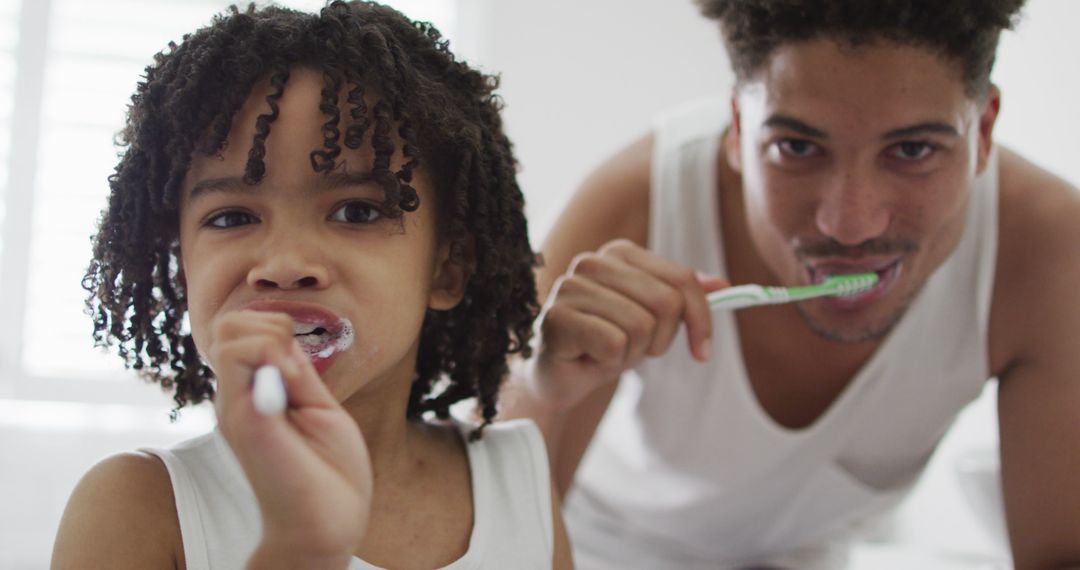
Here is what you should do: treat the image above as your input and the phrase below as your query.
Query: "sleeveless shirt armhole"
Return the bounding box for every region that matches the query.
[513,419,556,558]
[975,149,1000,343]
[139,447,211,570]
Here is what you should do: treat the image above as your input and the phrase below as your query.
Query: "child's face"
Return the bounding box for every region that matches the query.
[178,67,464,403]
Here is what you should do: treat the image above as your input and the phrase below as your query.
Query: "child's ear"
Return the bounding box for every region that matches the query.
[428,237,473,311]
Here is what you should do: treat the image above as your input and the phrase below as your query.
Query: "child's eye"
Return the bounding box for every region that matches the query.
[330,201,382,224]
[888,141,937,161]
[205,210,257,228]
[775,138,822,159]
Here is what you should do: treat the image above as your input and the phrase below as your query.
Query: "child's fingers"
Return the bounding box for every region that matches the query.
[211,334,297,418]
[278,340,341,410]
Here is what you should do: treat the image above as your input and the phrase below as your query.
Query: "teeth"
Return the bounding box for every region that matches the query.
[293,323,321,336]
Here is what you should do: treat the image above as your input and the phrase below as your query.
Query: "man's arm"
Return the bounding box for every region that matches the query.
[990,148,1080,569]
[501,132,654,496]
[501,131,722,498]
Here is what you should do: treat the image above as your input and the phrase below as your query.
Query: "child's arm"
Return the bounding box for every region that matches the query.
[51,452,183,568]
[209,310,373,569]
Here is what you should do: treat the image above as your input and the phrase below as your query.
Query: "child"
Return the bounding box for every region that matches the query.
[51,2,572,568]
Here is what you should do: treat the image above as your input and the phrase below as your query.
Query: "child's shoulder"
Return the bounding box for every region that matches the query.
[466,417,544,450]
[52,451,183,567]
[456,417,549,487]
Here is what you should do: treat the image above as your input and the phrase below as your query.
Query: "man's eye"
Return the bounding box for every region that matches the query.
[776,138,820,158]
[205,210,256,228]
[890,141,936,160]
[330,201,382,224]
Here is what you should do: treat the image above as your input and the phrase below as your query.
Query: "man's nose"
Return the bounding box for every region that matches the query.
[246,233,330,290]
[814,169,891,246]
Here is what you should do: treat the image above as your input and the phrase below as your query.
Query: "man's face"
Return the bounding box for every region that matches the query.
[729,38,999,342]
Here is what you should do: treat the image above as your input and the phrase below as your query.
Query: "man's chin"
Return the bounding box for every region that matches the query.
[795,299,912,344]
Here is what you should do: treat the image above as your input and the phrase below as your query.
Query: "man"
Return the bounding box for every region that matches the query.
[503,1,1080,568]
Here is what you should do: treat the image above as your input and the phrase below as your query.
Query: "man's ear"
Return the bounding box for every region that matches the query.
[975,85,1001,175]
[726,94,744,173]
[428,237,473,311]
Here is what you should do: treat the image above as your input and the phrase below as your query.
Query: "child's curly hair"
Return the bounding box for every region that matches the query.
[696,0,1027,98]
[82,0,539,434]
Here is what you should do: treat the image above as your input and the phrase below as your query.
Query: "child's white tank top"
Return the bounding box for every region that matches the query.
[564,99,998,569]
[143,418,553,569]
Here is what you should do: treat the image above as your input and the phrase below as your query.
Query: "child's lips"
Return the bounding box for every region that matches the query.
[241,300,355,372]
[242,299,346,331]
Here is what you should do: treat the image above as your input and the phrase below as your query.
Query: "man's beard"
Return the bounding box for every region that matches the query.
[795,285,922,344]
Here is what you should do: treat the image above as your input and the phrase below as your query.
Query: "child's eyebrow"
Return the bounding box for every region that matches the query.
[187,170,378,203]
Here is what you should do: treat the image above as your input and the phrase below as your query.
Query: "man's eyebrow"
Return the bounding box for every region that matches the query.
[188,170,377,201]
[763,114,829,139]
[882,122,961,140]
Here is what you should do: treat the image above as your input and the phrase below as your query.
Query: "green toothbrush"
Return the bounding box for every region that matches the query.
[707,272,879,311]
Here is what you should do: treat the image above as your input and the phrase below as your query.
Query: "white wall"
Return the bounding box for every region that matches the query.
[458,0,1079,247]
[456,0,733,243]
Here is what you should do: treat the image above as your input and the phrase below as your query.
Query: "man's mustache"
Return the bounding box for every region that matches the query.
[793,238,918,259]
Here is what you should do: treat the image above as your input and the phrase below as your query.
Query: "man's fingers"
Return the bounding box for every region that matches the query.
[540,301,631,374]
[594,240,716,362]
[548,273,658,365]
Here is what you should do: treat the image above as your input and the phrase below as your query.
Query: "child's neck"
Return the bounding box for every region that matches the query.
[338,385,462,482]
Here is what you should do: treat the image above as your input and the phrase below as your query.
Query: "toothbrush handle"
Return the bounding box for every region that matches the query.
[707,284,783,311]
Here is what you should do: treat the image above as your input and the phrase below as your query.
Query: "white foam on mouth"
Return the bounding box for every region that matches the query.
[295,318,355,359]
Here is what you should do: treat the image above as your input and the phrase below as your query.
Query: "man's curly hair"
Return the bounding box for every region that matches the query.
[82,0,539,435]
[695,0,1027,98]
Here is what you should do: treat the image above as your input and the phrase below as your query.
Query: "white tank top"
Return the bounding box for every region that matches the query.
[564,99,998,569]
[143,418,554,570]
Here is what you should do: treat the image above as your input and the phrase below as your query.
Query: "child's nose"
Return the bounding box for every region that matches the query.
[246,244,330,291]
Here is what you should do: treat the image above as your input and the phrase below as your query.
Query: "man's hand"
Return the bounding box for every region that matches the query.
[526,238,727,413]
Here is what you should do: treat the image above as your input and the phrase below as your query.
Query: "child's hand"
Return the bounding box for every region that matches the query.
[529,239,728,412]
[208,310,371,568]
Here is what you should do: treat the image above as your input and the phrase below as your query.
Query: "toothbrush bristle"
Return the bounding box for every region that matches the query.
[825,272,879,296]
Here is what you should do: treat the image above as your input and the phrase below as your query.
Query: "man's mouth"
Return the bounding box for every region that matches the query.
[806,258,904,307]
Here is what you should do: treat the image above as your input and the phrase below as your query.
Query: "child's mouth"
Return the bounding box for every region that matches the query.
[241,299,356,374]
[294,319,354,361]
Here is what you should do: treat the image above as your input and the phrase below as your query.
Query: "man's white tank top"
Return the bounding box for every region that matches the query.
[143,418,553,570]
[564,99,998,569]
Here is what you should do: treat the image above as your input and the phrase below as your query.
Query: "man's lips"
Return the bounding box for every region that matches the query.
[806,257,902,284]
[805,257,904,308]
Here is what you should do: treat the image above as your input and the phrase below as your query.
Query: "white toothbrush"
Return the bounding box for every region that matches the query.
[253,365,287,415]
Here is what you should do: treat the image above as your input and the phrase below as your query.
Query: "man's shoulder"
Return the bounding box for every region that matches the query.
[996,146,1079,269]
[989,147,1080,374]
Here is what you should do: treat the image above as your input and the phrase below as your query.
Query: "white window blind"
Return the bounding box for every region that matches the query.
[0,0,457,401]
[0,0,18,290]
